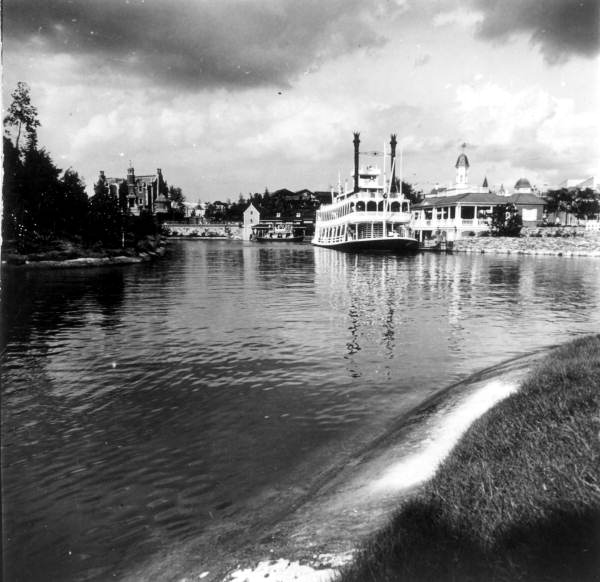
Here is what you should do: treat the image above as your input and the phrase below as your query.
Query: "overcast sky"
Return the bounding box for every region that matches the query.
[4,0,599,201]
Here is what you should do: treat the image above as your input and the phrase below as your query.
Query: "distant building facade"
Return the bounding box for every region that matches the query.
[100,165,170,216]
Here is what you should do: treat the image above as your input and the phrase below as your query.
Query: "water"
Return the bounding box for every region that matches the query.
[2,240,600,581]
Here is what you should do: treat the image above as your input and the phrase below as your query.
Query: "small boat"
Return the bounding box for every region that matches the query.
[251,222,305,242]
[311,133,418,253]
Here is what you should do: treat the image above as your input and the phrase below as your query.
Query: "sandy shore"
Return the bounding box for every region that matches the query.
[452,233,600,257]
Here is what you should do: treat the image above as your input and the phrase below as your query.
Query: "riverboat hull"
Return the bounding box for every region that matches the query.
[312,236,418,253]
[253,235,305,243]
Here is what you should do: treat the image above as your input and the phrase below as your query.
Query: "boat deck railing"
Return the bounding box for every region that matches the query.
[316,210,412,224]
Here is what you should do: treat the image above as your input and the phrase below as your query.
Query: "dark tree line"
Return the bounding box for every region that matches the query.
[202,189,322,223]
[544,188,599,220]
[201,181,422,224]
[2,82,185,253]
[3,100,91,252]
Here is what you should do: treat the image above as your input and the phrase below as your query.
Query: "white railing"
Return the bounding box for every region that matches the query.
[411,218,488,229]
[317,211,412,225]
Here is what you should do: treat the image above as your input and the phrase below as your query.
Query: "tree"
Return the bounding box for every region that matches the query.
[167,185,185,219]
[87,177,122,247]
[118,181,129,213]
[18,146,63,239]
[2,136,23,240]
[401,181,423,204]
[491,203,522,237]
[544,188,572,216]
[59,169,89,237]
[572,188,599,220]
[4,82,41,152]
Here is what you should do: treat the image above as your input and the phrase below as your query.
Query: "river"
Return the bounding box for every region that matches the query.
[2,240,600,581]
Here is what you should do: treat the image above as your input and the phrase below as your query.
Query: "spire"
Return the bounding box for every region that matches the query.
[455,143,469,185]
[482,176,488,188]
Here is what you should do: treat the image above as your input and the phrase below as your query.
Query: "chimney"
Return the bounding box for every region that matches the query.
[390,134,397,192]
[353,132,360,193]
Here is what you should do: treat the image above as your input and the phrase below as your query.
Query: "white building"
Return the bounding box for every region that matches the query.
[411,153,545,240]
[243,203,261,240]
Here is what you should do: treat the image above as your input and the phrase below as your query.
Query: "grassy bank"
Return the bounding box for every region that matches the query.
[339,335,600,582]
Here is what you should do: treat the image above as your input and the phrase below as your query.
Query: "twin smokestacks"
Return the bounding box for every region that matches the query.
[353,133,398,193]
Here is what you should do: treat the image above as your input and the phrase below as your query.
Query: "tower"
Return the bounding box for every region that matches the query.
[455,144,469,186]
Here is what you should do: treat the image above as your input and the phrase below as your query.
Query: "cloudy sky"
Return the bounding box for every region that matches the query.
[4,0,599,201]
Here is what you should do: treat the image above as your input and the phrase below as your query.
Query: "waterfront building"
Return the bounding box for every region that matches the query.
[412,151,498,241]
[243,202,262,240]
[100,166,170,216]
[411,152,544,241]
[506,179,546,226]
[126,166,170,215]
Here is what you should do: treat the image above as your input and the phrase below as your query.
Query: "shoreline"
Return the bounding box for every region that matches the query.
[452,232,600,257]
[1,242,168,269]
[339,334,600,582]
[151,351,544,582]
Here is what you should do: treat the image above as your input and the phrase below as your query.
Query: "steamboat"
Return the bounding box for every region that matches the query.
[251,222,305,242]
[312,133,418,253]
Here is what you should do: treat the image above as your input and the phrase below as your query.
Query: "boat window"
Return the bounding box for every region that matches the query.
[367,201,376,212]
[356,201,365,211]
[377,201,384,212]
[391,202,400,212]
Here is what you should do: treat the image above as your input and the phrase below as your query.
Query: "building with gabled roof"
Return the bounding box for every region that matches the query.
[411,150,545,240]
[100,165,170,216]
[242,202,262,240]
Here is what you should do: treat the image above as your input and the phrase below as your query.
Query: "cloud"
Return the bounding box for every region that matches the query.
[432,8,484,29]
[453,81,599,182]
[4,0,401,90]
[471,0,600,63]
[413,53,431,67]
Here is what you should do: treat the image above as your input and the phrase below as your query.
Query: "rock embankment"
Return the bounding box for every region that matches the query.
[1,236,168,268]
[453,232,600,257]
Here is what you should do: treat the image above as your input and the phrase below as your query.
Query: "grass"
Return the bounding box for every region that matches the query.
[338,335,600,582]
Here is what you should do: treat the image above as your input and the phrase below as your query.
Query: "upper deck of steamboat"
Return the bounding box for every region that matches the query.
[317,164,411,223]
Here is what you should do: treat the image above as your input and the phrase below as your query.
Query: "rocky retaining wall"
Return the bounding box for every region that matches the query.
[163,223,243,239]
[453,232,600,257]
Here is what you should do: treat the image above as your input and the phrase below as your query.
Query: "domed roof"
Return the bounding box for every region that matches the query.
[455,153,470,168]
[514,178,531,189]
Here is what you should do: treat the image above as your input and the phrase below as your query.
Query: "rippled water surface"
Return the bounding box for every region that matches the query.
[2,240,600,581]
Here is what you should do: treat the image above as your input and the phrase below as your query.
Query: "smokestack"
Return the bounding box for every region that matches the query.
[390,134,397,193]
[353,132,360,193]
